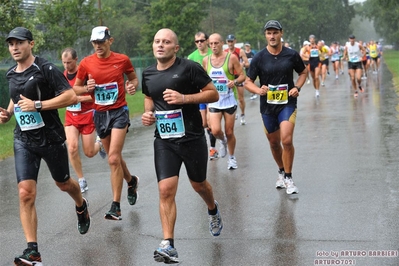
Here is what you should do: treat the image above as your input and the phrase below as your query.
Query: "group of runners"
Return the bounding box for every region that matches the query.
[1,21,384,265]
[299,34,383,98]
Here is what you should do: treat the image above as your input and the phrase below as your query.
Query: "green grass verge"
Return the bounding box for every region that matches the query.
[383,50,399,88]
[0,92,144,160]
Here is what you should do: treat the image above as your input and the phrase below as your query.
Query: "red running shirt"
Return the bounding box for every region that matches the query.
[77,52,135,111]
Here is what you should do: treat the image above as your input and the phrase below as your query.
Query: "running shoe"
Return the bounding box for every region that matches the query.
[285,178,299,194]
[96,136,107,159]
[250,94,258,100]
[240,115,246,125]
[76,197,90,234]
[209,200,223,236]
[354,91,358,98]
[209,149,219,160]
[105,202,122,220]
[276,170,286,189]
[14,248,42,266]
[321,82,325,87]
[219,138,227,158]
[79,178,88,193]
[153,240,179,264]
[359,86,364,93]
[315,90,320,97]
[227,157,238,170]
[127,175,139,205]
[335,75,339,80]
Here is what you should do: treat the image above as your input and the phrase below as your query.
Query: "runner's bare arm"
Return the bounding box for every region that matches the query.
[142,96,156,126]
[18,89,77,112]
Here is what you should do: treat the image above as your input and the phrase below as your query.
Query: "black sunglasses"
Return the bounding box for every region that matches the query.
[195,39,206,43]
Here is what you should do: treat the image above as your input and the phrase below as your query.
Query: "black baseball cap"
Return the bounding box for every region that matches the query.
[349,34,355,39]
[6,27,33,42]
[226,34,236,41]
[263,20,283,31]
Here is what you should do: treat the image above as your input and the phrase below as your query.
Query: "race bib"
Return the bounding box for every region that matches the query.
[14,104,45,131]
[94,82,118,106]
[213,79,228,95]
[66,102,81,112]
[310,49,319,57]
[155,109,185,139]
[370,49,378,58]
[331,53,340,61]
[267,84,289,104]
[349,53,360,63]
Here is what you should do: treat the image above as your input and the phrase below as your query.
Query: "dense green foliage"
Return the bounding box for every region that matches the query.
[4,0,396,60]
[360,0,399,48]
[35,0,99,56]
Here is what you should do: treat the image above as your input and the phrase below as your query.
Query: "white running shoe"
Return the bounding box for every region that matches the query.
[79,179,88,193]
[227,157,238,170]
[96,136,107,159]
[250,94,258,100]
[276,171,286,188]
[285,178,299,194]
[315,90,320,97]
[240,115,246,125]
[219,138,227,158]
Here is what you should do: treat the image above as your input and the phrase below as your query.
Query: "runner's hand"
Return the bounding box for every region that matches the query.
[142,111,156,126]
[163,89,184,105]
[17,95,35,112]
[0,107,11,123]
[126,80,136,95]
[258,85,268,96]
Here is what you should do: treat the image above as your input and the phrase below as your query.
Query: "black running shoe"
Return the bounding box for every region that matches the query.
[105,202,122,220]
[76,197,90,234]
[14,248,42,266]
[127,175,139,205]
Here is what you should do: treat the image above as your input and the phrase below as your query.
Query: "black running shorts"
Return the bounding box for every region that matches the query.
[93,106,130,139]
[154,136,208,183]
[14,139,71,183]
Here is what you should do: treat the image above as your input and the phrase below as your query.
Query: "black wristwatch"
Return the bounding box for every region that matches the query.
[234,80,240,86]
[293,86,301,92]
[34,101,42,112]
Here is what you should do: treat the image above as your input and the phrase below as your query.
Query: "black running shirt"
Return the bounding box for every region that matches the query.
[6,56,72,147]
[247,46,305,115]
[142,57,212,142]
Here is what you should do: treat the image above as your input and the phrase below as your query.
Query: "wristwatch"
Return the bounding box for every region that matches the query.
[34,101,42,112]
[234,80,239,86]
[293,86,301,92]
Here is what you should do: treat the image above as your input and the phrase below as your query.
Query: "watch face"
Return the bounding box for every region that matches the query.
[35,101,42,108]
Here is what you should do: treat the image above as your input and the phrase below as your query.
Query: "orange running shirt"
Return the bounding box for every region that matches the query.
[77,52,135,111]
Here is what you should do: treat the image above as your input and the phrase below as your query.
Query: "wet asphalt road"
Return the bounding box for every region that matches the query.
[1,60,399,266]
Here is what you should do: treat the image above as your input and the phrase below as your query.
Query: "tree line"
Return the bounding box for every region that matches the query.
[0,0,397,62]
